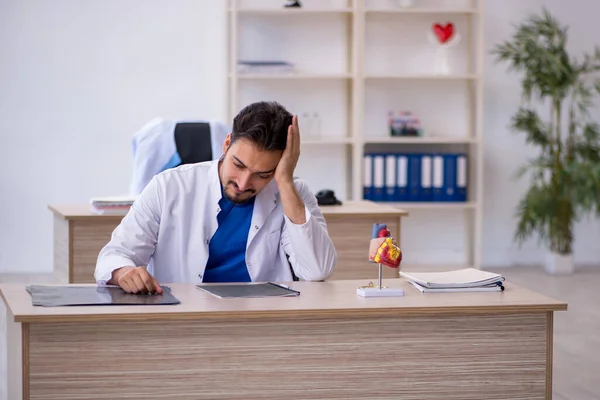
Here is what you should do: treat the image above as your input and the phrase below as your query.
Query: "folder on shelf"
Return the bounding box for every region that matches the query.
[443,154,457,201]
[396,154,408,202]
[457,154,468,202]
[407,154,421,201]
[400,268,505,293]
[372,154,385,202]
[421,154,432,202]
[363,153,373,201]
[363,151,469,203]
[385,154,396,202]
[432,154,445,202]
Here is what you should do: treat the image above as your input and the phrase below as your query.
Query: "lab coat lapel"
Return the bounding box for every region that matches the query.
[207,159,223,236]
[247,180,278,245]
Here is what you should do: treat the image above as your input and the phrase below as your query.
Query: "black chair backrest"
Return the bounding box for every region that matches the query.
[173,122,213,166]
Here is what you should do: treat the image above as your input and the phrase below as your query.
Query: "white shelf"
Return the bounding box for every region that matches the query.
[363,137,476,144]
[365,8,478,14]
[232,73,352,79]
[228,0,485,270]
[388,202,477,210]
[231,8,354,14]
[365,74,479,80]
[302,137,353,145]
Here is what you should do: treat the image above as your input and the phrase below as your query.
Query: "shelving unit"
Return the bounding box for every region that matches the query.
[227,0,484,270]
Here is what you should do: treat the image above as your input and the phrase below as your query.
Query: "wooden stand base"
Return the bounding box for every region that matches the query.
[356,287,405,297]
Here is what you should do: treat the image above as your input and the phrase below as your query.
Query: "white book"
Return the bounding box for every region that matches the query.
[400,268,505,289]
[408,280,504,293]
[89,195,137,207]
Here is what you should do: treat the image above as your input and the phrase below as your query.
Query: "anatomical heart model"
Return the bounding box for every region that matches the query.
[369,224,402,268]
[358,223,404,297]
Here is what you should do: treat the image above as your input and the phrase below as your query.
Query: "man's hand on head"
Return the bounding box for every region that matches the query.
[274,115,307,225]
[274,114,300,186]
[110,266,163,294]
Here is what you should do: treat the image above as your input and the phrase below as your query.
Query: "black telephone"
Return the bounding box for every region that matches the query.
[315,189,342,206]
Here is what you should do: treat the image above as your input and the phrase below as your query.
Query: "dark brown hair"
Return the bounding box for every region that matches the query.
[231,101,293,151]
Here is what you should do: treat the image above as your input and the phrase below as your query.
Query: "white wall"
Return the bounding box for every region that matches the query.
[482,0,600,268]
[0,0,598,274]
[0,0,227,273]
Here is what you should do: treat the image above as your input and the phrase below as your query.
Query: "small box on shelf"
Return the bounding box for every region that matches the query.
[388,110,423,137]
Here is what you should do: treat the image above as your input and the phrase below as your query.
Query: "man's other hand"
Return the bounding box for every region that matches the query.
[111,266,163,294]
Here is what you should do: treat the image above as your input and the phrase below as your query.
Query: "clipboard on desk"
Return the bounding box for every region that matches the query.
[196,282,301,299]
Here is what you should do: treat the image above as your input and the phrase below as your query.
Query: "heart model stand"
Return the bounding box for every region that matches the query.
[427,23,461,76]
[357,223,404,298]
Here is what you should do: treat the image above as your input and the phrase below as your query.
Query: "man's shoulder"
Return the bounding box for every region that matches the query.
[155,160,215,182]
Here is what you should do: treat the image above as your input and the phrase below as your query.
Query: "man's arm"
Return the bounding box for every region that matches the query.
[95,175,163,292]
[279,179,337,281]
[273,114,337,281]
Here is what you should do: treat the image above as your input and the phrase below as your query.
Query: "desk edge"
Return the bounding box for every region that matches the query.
[10,302,568,324]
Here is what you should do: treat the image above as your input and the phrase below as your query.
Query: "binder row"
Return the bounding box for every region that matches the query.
[363,152,468,202]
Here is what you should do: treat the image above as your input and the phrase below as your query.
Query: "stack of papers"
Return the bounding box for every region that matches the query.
[400,268,505,293]
[89,196,137,215]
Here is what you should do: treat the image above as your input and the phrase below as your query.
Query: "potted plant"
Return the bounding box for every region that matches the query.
[492,8,600,274]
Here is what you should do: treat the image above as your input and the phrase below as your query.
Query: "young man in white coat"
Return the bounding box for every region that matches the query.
[94,101,338,294]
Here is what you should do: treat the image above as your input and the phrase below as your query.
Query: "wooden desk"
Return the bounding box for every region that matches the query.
[0,279,566,400]
[48,201,408,283]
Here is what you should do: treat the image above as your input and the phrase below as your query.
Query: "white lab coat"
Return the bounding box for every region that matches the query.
[128,117,230,196]
[95,159,338,285]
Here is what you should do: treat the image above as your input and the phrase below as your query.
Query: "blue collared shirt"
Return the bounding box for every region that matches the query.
[202,191,255,282]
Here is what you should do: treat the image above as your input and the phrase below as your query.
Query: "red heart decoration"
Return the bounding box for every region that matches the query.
[433,23,454,44]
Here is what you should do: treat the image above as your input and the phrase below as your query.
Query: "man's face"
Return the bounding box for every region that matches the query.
[219,134,282,204]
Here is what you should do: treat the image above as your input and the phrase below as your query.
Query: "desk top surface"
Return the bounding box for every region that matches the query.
[48,200,408,220]
[0,279,567,323]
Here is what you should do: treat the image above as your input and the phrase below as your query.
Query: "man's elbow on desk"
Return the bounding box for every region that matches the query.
[295,248,337,282]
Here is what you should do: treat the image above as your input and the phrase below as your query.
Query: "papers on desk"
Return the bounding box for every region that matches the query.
[89,195,137,215]
[400,268,505,293]
[26,285,181,306]
[197,282,301,298]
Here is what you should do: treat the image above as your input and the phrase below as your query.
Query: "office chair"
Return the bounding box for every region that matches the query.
[129,117,230,195]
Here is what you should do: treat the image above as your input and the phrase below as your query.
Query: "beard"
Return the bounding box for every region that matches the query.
[223,181,256,205]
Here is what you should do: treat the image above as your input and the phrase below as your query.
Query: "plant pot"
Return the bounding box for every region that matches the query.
[544,252,574,275]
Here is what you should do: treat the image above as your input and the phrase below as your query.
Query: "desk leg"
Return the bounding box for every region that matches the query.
[0,300,25,400]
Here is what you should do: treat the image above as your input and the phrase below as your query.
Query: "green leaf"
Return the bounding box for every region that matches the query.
[509,108,552,147]
[514,183,553,245]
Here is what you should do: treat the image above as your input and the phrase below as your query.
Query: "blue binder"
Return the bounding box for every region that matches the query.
[372,153,385,202]
[395,154,408,202]
[456,154,468,202]
[384,154,396,202]
[432,154,445,202]
[420,154,433,202]
[407,154,422,201]
[363,153,373,201]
